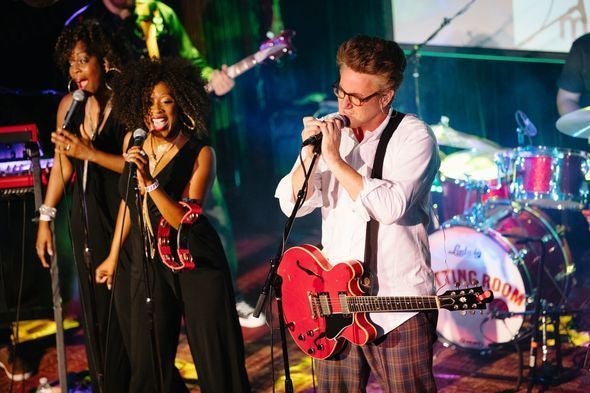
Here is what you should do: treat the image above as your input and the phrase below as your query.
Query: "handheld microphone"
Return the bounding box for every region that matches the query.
[62,89,87,132]
[129,128,148,174]
[301,113,350,147]
[132,128,148,147]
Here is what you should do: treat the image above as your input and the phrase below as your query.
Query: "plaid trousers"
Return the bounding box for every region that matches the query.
[314,312,438,393]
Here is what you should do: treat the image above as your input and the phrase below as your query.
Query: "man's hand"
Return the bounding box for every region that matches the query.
[209,65,235,96]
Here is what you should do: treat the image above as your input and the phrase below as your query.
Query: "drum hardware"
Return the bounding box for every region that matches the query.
[526,302,583,390]
[486,232,578,391]
[495,231,585,390]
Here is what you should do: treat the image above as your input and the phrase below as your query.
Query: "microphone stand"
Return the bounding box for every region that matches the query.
[71,148,105,393]
[406,0,477,118]
[522,238,577,391]
[128,169,165,393]
[516,127,525,146]
[28,142,68,392]
[254,144,322,393]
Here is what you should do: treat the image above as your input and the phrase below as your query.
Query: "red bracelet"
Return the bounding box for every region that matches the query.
[157,200,202,272]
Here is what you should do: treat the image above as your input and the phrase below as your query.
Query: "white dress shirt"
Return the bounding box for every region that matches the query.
[275,110,441,335]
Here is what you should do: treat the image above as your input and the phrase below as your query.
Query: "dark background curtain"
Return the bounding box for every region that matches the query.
[0,0,585,234]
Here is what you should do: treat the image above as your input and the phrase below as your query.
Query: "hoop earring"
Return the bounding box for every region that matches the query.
[181,113,196,130]
[67,79,77,93]
[104,67,122,91]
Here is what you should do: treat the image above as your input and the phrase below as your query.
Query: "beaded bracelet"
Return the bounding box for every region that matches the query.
[39,204,57,221]
[145,179,160,193]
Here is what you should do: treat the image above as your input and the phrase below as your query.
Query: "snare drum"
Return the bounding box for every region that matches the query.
[498,146,590,209]
[429,201,573,350]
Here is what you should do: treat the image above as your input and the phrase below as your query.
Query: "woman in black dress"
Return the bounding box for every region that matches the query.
[35,20,131,392]
[96,57,250,393]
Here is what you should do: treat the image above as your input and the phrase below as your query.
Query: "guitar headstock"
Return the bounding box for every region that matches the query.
[438,286,494,312]
[255,30,296,63]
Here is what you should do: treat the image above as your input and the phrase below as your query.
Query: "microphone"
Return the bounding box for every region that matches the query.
[301,113,350,147]
[132,128,148,147]
[129,128,148,174]
[515,110,537,137]
[62,89,87,132]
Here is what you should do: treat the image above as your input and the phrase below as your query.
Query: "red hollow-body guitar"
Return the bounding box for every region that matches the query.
[277,244,493,360]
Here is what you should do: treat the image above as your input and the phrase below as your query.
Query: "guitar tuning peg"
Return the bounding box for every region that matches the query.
[461,310,467,316]
[470,310,476,315]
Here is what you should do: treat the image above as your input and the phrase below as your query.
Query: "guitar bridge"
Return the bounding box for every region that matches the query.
[307,292,319,319]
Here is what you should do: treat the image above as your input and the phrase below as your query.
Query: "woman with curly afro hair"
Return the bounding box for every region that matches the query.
[35,19,131,392]
[96,57,251,393]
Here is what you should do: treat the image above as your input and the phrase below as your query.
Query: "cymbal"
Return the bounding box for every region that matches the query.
[440,149,504,181]
[430,117,500,151]
[556,106,590,138]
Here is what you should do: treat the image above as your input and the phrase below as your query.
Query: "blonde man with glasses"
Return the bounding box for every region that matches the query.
[276,35,440,392]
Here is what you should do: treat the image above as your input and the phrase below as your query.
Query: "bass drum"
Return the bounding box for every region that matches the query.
[429,201,573,350]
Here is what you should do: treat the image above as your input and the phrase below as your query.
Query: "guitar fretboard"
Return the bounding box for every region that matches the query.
[227,55,259,79]
[313,295,442,316]
[346,296,439,313]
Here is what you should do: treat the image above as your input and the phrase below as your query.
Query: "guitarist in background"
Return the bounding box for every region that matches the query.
[66,0,235,96]
[275,35,441,392]
[65,0,266,328]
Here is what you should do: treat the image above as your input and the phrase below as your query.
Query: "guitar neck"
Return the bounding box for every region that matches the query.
[225,54,259,79]
[203,53,261,93]
[345,295,440,313]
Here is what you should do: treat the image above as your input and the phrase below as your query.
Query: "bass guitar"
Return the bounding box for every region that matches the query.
[204,30,295,93]
[278,244,493,360]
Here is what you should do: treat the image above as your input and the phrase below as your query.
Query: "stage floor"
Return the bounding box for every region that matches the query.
[2,232,590,393]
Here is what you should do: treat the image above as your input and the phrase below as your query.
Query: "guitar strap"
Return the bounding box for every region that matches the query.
[361,110,405,292]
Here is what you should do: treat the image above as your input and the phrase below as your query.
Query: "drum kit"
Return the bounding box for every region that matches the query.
[428,112,590,353]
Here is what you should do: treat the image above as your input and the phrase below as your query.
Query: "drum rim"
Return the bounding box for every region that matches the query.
[498,145,590,158]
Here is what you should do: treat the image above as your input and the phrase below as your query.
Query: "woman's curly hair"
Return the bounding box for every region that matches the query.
[113,57,211,139]
[54,19,127,77]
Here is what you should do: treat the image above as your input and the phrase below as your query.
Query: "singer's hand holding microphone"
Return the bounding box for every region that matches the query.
[125,128,152,191]
[301,113,349,162]
[53,89,90,158]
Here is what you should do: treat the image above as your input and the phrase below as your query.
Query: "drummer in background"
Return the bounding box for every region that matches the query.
[556,33,590,116]
[555,33,590,288]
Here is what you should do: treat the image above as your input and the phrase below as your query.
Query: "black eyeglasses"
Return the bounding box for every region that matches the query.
[332,83,382,106]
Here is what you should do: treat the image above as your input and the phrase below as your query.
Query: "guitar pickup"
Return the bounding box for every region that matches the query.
[338,292,350,314]
[312,292,333,317]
